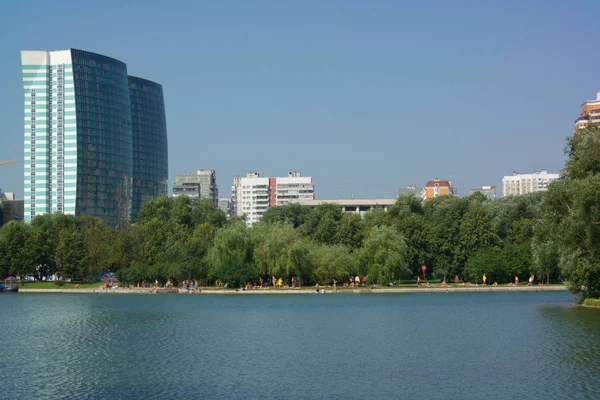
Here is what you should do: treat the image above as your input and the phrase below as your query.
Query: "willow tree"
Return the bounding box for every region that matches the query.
[359,226,410,285]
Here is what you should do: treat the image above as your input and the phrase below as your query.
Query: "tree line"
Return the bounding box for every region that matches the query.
[1,126,598,299]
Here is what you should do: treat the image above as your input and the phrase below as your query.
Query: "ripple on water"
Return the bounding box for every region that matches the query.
[2,291,599,399]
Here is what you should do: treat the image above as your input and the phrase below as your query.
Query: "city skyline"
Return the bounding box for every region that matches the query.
[1,1,596,201]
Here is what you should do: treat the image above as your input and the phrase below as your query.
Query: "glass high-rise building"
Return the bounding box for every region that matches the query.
[21,49,168,228]
[129,76,168,222]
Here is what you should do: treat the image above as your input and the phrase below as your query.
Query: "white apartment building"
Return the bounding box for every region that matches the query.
[232,172,314,226]
[502,170,559,196]
[274,171,314,207]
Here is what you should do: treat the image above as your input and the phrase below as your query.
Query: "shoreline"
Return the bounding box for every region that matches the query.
[18,285,569,295]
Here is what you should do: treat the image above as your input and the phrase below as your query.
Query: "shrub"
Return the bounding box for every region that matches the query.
[583,298,600,307]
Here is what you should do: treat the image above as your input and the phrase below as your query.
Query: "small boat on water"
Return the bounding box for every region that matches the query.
[0,277,18,293]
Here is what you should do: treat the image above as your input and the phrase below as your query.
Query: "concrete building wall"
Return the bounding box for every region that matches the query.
[423,179,455,200]
[502,171,559,196]
[297,199,396,217]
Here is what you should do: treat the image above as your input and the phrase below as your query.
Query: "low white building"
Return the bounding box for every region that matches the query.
[274,171,314,207]
[502,170,559,196]
[297,199,396,217]
[232,172,314,226]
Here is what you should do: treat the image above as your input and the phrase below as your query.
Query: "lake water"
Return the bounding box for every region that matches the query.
[1,291,599,399]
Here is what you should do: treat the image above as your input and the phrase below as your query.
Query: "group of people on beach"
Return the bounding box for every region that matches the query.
[343,276,367,287]
[130,272,543,293]
[241,276,299,290]
[417,273,539,288]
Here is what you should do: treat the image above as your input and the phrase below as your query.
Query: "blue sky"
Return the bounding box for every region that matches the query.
[0,0,598,199]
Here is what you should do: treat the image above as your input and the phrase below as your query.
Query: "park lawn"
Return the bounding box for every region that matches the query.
[20,282,104,289]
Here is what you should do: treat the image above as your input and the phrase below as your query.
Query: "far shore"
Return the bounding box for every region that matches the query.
[18,285,568,295]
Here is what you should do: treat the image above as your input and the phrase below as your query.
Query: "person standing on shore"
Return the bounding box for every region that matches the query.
[482,274,487,285]
[528,274,534,286]
[417,276,421,287]
[515,275,519,286]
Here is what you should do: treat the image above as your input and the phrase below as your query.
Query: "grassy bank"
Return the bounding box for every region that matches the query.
[20,282,103,290]
[583,298,600,307]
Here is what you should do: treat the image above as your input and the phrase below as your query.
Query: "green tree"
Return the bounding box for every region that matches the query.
[82,217,113,278]
[252,223,298,282]
[191,198,227,228]
[384,196,430,275]
[183,223,216,284]
[311,244,354,285]
[423,196,469,278]
[286,238,316,285]
[0,221,34,278]
[532,218,560,284]
[28,214,60,279]
[209,224,256,286]
[55,227,87,281]
[132,217,174,265]
[136,196,173,224]
[334,213,365,250]
[301,203,343,245]
[261,203,309,228]
[359,226,410,285]
[545,125,600,299]
[464,247,500,284]
[457,202,500,261]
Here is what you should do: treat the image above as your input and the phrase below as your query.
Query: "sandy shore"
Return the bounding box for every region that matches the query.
[19,285,568,294]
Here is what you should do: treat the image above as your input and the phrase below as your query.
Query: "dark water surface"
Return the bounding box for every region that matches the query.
[2,291,600,399]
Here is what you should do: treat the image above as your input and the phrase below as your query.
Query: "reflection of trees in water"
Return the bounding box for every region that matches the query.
[535,305,600,391]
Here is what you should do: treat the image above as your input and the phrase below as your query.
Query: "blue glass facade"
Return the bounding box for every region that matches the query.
[128,76,168,222]
[71,49,133,228]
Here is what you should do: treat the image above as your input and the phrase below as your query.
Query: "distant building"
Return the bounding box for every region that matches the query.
[0,199,24,227]
[172,170,218,207]
[218,197,232,217]
[467,186,496,200]
[232,172,314,226]
[398,185,422,197]
[0,191,15,201]
[297,199,396,217]
[422,179,456,200]
[502,170,559,196]
[574,91,600,133]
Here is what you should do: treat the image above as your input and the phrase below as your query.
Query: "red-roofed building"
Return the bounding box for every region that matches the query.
[575,91,600,133]
[422,179,456,200]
